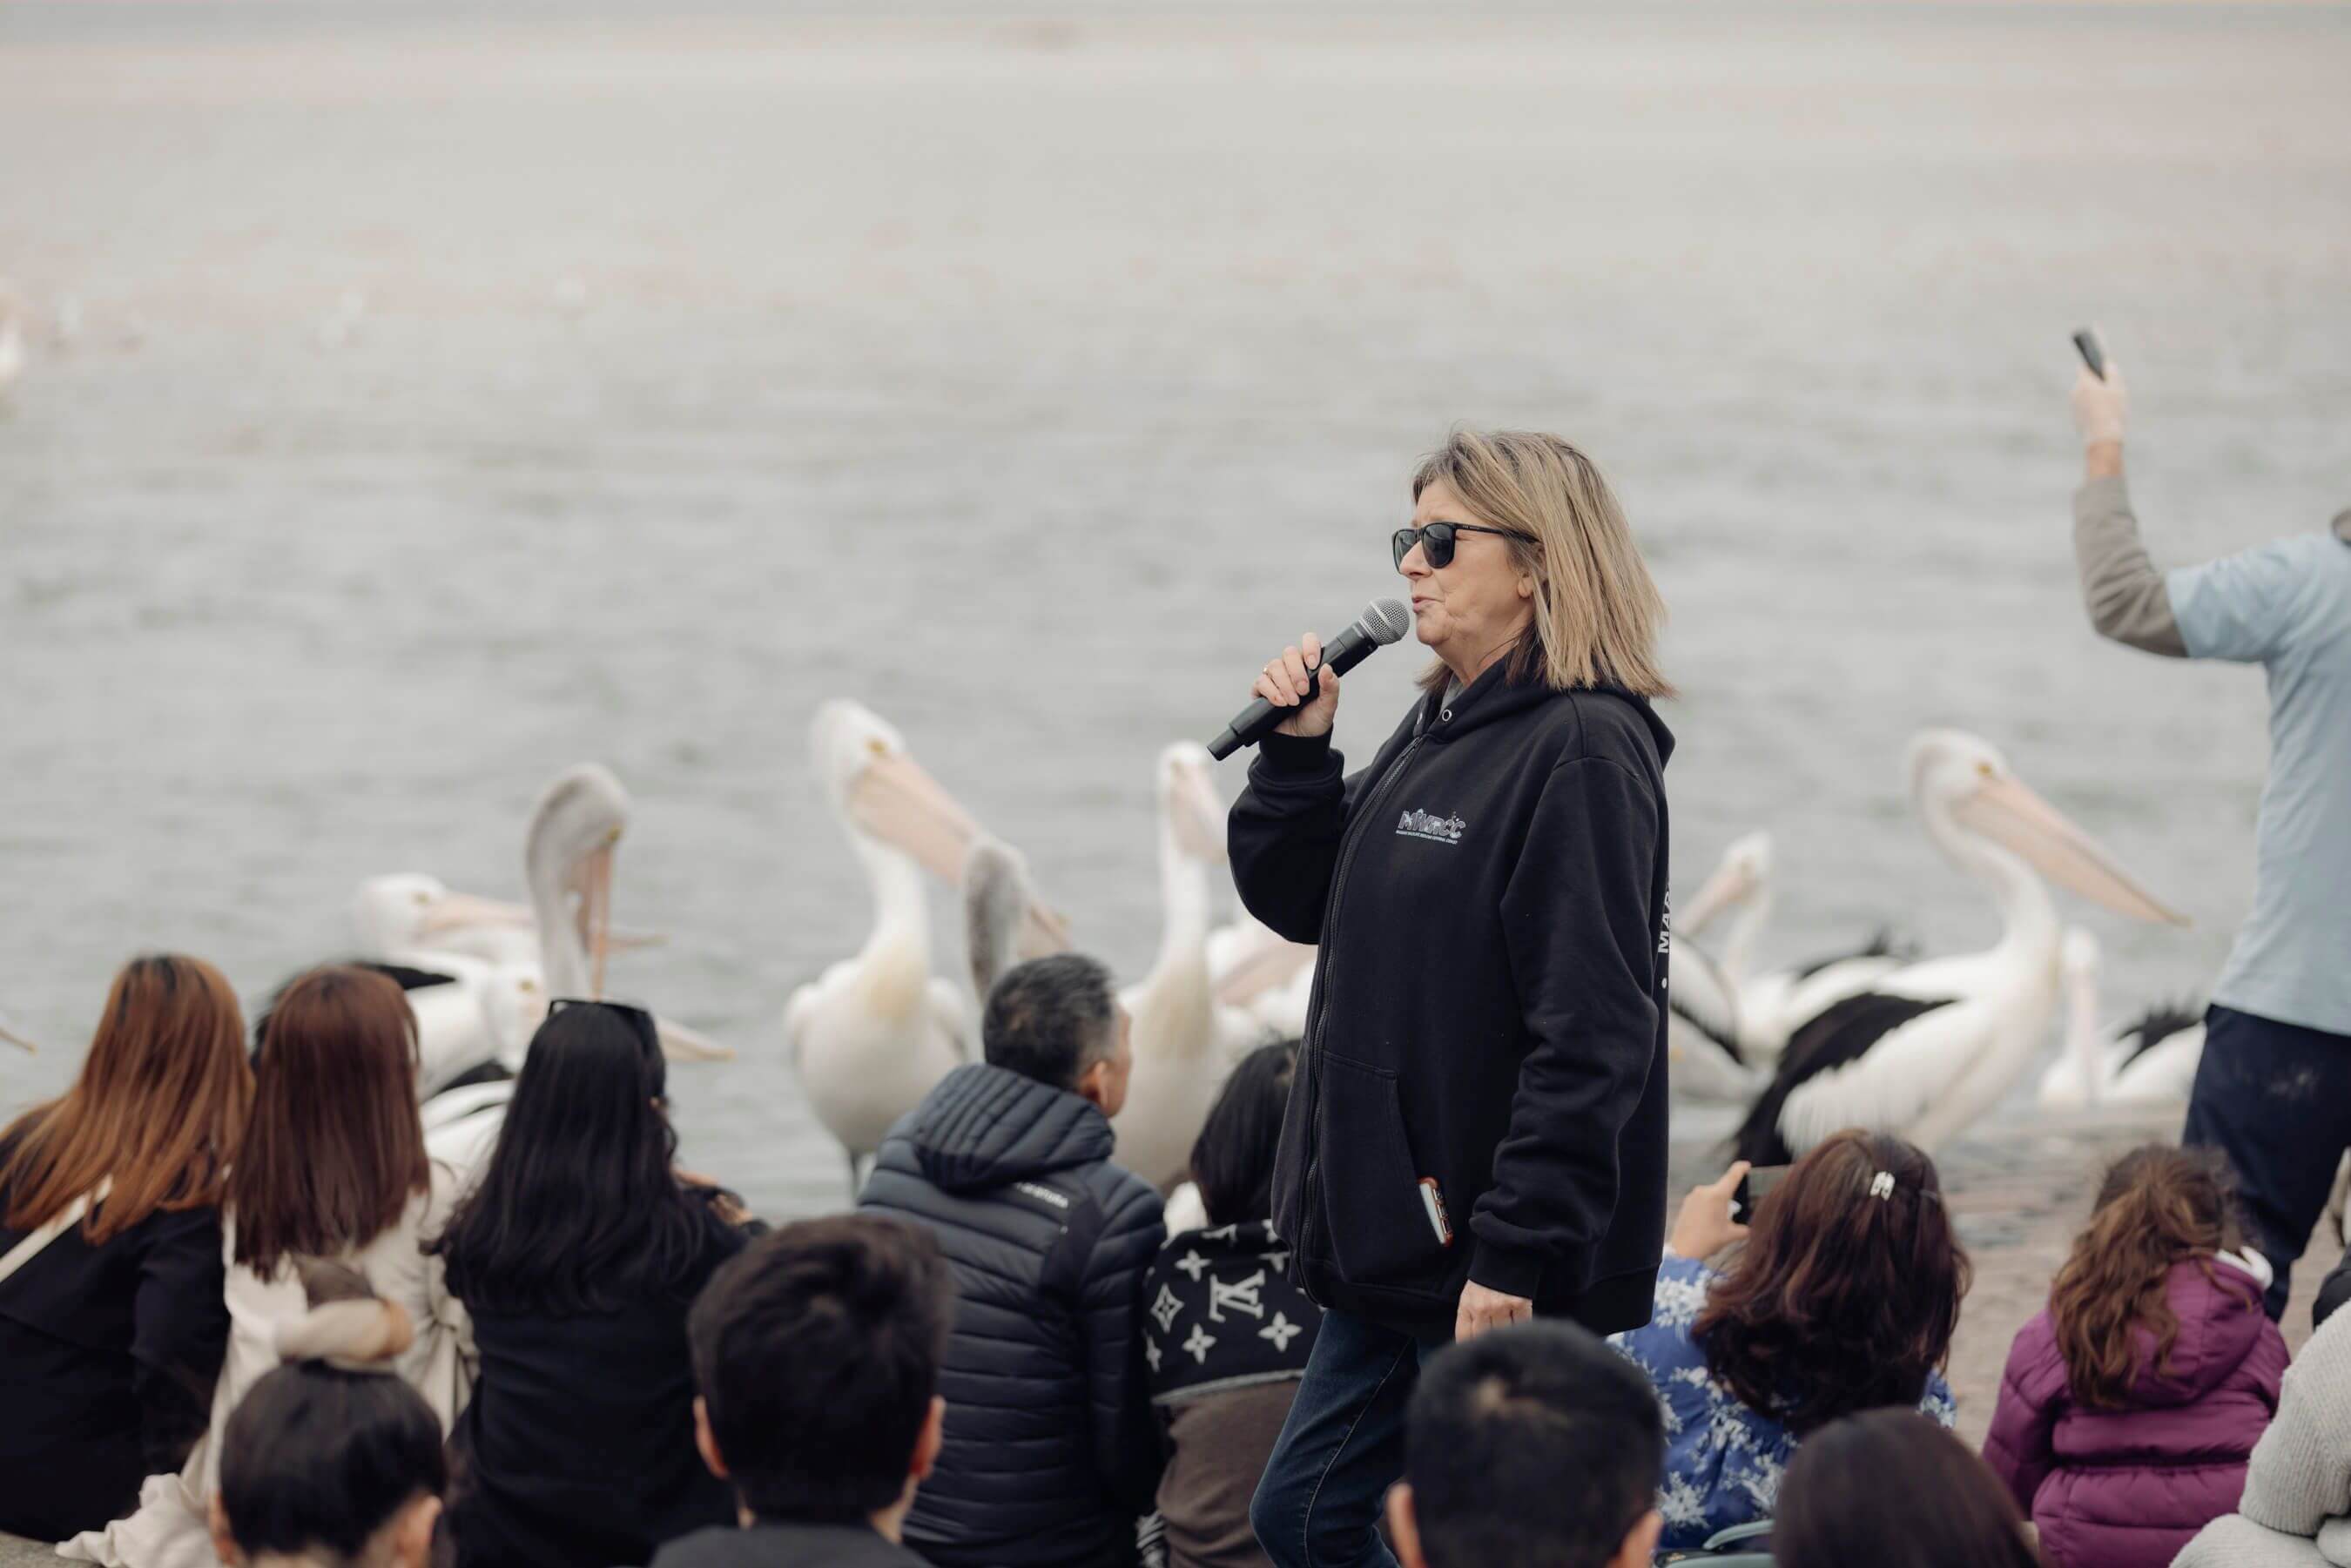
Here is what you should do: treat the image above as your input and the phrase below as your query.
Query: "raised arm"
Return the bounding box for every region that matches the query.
[2071,363,2189,657]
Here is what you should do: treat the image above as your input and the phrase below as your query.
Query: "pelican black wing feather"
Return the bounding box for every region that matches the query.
[356,961,461,992]
[2117,1001,2206,1068]
[1730,991,1957,1167]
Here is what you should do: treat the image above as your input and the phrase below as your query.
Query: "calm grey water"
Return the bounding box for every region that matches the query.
[3,2,2347,1218]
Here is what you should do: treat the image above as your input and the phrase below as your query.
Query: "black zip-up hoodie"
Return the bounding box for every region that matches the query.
[1229,663,1672,1336]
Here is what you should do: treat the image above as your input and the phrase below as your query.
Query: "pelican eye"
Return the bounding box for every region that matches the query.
[866,737,889,757]
[412,892,430,905]
[1977,761,1996,778]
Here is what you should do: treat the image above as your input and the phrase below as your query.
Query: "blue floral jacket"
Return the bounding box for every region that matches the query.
[1608,1255,1957,1550]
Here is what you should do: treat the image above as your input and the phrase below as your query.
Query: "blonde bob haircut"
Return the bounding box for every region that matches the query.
[1410,428,1674,700]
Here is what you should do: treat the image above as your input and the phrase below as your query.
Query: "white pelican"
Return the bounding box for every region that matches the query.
[787,703,997,1188]
[964,836,1073,1000]
[2035,928,2206,1110]
[1675,830,1916,1069]
[1664,944,1761,1103]
[1110,744,1274,1188]
[419,764,726,1181]
[1733,730,2186,1167]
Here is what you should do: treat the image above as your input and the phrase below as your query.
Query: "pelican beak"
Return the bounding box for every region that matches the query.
[1679,858,1754,937]
[848,748,987,883]
[609,929,668,952]
[1168,762,1229,865]
[0,1014,37,1053]
[1020,901,1074,961]
[574,837,618,997]
[850,746,1068,953]
[416,892,538,938]
[653,1014,736,1063]
[1955,775,2187,926]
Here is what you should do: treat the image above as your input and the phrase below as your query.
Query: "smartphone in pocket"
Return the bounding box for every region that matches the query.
[1418,1178,1454,1248]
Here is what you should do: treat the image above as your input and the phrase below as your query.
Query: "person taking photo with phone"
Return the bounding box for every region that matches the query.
[2070,341,2351,1322]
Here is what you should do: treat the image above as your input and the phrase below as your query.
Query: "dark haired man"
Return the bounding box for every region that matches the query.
[860,953,1166,1568]
[1385,1322,1664,1568]
[657,1215,956,1567]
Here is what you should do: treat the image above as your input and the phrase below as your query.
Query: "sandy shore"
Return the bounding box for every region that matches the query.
[5,1107,2335,1565]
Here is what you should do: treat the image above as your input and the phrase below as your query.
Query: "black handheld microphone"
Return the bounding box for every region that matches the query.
[1208,598,1412,761]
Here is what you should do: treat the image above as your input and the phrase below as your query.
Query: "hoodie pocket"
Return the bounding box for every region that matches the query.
[1314,1051,1450,1289]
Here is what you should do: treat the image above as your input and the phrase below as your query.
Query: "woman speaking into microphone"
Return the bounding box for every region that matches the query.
[1234,429,1675,1568]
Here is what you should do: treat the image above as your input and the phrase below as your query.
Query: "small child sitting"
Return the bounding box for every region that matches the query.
[1984,1145,2287,1568]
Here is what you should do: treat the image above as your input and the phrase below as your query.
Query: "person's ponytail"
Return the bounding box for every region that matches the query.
[2049,1145,2245,1409]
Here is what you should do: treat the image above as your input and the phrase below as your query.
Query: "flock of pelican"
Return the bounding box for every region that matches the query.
[1668,730,2202,1168]
[780,702,1297,1193]
[3,710,2199,1201]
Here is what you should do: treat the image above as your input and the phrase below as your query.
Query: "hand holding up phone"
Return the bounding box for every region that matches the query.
[1667,1162,1752,1262]
[2071,328,2128,449]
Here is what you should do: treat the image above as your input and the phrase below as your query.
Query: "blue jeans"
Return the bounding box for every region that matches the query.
[1250,1309,1448,1568]
[2183,1004,2351,1320]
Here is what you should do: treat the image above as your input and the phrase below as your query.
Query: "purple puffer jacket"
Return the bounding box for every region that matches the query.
[1984,1256,2288,1568]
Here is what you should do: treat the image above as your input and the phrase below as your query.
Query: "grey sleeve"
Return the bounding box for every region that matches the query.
[2072,474,2188,657]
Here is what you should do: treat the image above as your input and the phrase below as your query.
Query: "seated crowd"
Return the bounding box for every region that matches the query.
[3,951,2348,1568]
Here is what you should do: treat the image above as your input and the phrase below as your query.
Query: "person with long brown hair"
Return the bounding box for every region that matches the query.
[64,963,475,1568]
[0,954,253,1541]
[1984,1146,2286,1568]
[1608,1130,1970,1551]
[1778,1409,2048,1568]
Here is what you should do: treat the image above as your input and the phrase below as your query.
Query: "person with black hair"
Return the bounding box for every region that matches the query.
[429,999,754,1568]
[1384,1321,1663,1568]
[860,953,1166,1568]
[1775,1409,2045,1568]
[1140,1040,1323,1568]
[207,1269,448,1568]
[652,1215,958,1568]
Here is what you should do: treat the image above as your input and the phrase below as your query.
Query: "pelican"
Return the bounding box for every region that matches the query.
[2035,928,2206,1110]
[787,703,1010,1188]
[419,764,726,1181]
[1733,730,2186,1166]
[1665,941,1760,1102]
[1676,830,1917,1067]
[1111,744,1274,1188]
[963,831,1077,1000]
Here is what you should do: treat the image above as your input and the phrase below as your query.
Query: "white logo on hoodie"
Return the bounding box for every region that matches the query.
[1396,808,1466,845]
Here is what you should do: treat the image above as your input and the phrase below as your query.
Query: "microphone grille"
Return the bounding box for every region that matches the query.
[1359,598,1412,645]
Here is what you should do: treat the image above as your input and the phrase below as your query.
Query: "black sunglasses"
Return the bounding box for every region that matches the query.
[1391,521,1533,571]
[549,996,660,1058]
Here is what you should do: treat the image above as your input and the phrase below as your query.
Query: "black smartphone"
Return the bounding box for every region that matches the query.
[2072,328,2108,380]
[1733,1163,1791,1219]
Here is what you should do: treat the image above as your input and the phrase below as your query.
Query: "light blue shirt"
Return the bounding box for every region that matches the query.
[2167,528,2351,1035]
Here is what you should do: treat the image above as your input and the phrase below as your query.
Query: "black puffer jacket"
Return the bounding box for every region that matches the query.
[861,1063,1167,1568]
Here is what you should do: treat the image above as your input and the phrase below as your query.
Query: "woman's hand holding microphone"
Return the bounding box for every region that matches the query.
[1252,632,1342,738]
